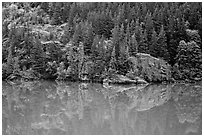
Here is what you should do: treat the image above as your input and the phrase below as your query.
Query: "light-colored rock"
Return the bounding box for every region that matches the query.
[105,74,146,84]
[128,53,171,82]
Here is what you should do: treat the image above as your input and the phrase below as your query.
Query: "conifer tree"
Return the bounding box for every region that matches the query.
[81,21,94,54]
[119,31,129,61]
[116,4,125,25]
[149,29,158,57]
[126,23,131,45]
[78,42,84,79]
[174,40,202,80]
[129,34,138,56]
[138,29,148,53]
[186,29,201,48]
[119,24,125,41]
[91,35,100,56]
[72,22,82,46]
[112,25,120,61]
[134,19,141,42]
[145,12,154,42]
[61,24,73,44]
[108,45,117,73]
[156,25,169,61]
[68,3,77,27]
[91,11,114,38]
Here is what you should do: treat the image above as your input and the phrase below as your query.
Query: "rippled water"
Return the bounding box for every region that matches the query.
[2,81,202,135]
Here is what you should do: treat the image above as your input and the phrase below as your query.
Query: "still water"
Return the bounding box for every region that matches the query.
[2,81,202,135]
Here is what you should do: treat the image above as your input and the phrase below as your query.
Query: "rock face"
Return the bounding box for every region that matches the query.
[104,74,148,85]
[128,53,172,82]
[105,74,137,84]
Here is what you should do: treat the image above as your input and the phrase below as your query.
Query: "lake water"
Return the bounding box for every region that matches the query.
[2,81,202,135]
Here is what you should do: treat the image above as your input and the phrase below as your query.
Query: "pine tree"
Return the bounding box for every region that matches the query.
[119,32,129,61]
[112,25,120,61]
[138,29,148,54]
[119,24,125,42]
[115,4,125,25]
[134,19,142,43]
[68,3,77,27]
[78,42,84,79]
[188,41,201,79]
[149,29,158,57]
[108,45,117,73]
[61,24,73,44]
[61,3,71,23]
[72,22,82,46]
[145,12,154,42]
[186,29,201,48]
[81,21,94,54]
[91,35,100,56]
[156,25,169,61]
[91,11,114,38]
[129,33,138,56]
[174,40,202,80]
[126,23,131,45]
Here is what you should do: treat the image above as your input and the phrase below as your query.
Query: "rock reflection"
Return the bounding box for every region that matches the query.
[2,81,202,135]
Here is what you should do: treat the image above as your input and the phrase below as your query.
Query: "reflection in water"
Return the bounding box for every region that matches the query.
[2,81,202,135]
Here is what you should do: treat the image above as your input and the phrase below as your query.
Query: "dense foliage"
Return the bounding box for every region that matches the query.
[2,2,202,82]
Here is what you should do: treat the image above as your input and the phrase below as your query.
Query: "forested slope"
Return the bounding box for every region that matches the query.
[2,2,202,83]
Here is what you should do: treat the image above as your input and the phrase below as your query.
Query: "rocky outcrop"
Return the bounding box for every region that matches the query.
[103,74,148,85]
[128,53,172,82]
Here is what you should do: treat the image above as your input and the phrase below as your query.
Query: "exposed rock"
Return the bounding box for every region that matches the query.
[109,74,136,84]
[135,77,148,84]
[128,53,172,82]
[103,74,148,85]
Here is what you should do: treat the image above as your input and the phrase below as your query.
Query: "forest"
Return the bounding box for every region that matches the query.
[2,2,202,83]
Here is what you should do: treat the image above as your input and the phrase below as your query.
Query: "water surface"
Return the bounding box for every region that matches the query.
[2,81,202,135]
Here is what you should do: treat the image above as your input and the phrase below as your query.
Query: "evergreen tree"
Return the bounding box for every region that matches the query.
[149,29,158,57]
[119,24,125,42]
[78,42,84,79]
[60,24,74,44]
[138,29,148,53]
[129,34,138,56]
[156,25,169,61]
[145,12,154,42]
[72,22,82,46]
[108,44,117,73]
[174,40,202,81]
[186,29,201,48]
[81,21,94,54]
[119,3,125,25]
[126,23,131,45]
[68,3,77,27]
[50,3,62,25]
[61,3,71,23]
[90,11,114,38]
[91,35,100,57]
[112,25,120,61]
[119,30,129,60]
[134,19,142,43]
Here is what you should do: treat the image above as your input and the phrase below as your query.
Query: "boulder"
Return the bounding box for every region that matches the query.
[128,53,172,82]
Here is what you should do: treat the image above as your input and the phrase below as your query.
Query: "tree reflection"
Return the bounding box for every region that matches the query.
[2,81,202,135]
